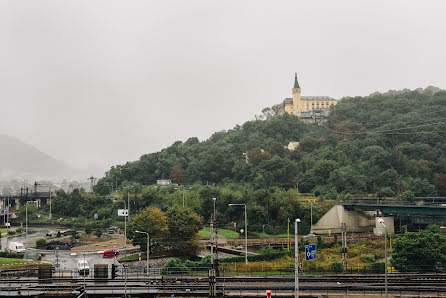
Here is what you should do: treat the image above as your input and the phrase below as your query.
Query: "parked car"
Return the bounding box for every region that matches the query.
[77,259,90,275]
[103,250,119,258]
[107,226,118,234]
[8,242,25,253]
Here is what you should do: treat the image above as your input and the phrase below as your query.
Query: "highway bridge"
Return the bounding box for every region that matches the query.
[342,201,446,216]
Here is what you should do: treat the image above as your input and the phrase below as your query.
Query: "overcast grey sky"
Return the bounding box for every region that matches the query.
[1,0,445,176]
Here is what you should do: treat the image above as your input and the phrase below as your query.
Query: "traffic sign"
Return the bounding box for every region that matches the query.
[305,244,317,261]
[118,209,128,217]
[4,208,8,213]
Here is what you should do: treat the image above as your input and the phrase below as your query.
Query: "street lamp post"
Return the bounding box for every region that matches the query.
[212,198,217,261]
[295,218,301,298]
[378,218,388,298]
[135,230,150,277]
[25,201,38,242]
[229,203,248,264]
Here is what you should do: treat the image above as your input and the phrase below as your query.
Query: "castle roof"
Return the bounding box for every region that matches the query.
[301,96,335,101]
[293,73,300,89]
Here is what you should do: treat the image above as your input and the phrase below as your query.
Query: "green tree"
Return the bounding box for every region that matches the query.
[392,225,446,272]
[93,180,111,195]
[170,163,185,185]
[128,207,168,252]
[166,206,202,257]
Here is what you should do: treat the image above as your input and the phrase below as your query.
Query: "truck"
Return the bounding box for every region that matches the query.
[77,259,90,275]
[8,242,25,253]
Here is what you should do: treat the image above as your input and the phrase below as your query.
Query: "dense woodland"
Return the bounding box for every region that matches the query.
[96,87,446,199]
[42,87,446,246]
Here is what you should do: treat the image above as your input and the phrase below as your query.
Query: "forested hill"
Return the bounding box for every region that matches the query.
[96,87,446,198]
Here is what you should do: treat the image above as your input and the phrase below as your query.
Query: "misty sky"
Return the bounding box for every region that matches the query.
[1,0,446,176]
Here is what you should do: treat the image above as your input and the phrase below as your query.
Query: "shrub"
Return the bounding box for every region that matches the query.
[56,231,61,238]
[16,227,23,233]
[36,238,47,248]
[371,262,385,273]
[221,247,287,263]
[360,253,375,263]
[94,229,103,238]
[164,258,187,272]
[0,251,24,258]
[331,262,343,273]
[85,224,93,235]
[8,230,15,235]
[402,190,415,201]
[317,236,326,249]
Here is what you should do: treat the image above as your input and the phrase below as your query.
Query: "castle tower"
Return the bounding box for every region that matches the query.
[292,73,302,115]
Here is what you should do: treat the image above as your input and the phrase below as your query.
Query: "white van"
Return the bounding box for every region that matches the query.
[8,242,25,253]
[77,259,90,275]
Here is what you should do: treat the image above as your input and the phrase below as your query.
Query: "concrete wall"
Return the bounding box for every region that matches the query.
[311,205,375,235]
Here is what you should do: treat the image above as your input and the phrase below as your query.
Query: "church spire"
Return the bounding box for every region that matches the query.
[293,73,300,89]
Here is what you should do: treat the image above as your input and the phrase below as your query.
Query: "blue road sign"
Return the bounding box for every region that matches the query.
[4,208,8,213]
[305,244,317,261]
[123,246,127,249]
[83,245,87,249]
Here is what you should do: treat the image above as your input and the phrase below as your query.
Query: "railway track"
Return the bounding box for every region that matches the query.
[2,273,446,284]
[1,274,446,296]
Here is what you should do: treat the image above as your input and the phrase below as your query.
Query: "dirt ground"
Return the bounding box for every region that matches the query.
[71,233,135,252]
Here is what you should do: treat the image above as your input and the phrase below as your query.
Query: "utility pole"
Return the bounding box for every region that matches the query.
[49,187,52,220]
[295,218,301,298]
[127,191,130,222]
[287,218,290,251]
[342,222,347,271]
[310,201,313,231]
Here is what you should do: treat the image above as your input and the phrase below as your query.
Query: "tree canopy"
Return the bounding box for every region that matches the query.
[97,87,446,198]
[392,225,446,272]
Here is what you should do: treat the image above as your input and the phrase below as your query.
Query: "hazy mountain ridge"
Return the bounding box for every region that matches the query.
[0,134,76,180]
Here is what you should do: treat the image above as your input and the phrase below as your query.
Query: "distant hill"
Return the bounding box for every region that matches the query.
[0,134,74,180]
[96,87,446,197]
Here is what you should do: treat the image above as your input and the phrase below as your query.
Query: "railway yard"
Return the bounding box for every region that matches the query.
[0,273,446,297]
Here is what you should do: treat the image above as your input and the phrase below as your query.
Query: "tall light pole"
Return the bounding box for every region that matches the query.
[212,198,217,261]
[49,187,52,220]
[25,201,38,243]
[229,203,247,264]
[135,230,150,277]
[120,201,127,243]
[379,218,388,298]
[295,218,301,298]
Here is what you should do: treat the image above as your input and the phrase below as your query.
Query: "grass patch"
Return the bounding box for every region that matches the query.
[198,227,239,239]
[253,232,289,238]
[118,254,140,262]
[0,258,27,265]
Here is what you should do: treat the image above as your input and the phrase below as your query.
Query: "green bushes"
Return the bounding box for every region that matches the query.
[94,229,103,238]
[0,251,24,258]
[371,262,385,273]
[331,262,343,273]
[221,247,288,263]
[36,238,47,248]
[85,224,93,235]
[360,253,375,263]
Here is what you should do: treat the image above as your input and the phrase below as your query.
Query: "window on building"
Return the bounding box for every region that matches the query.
[306,103,309,110]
